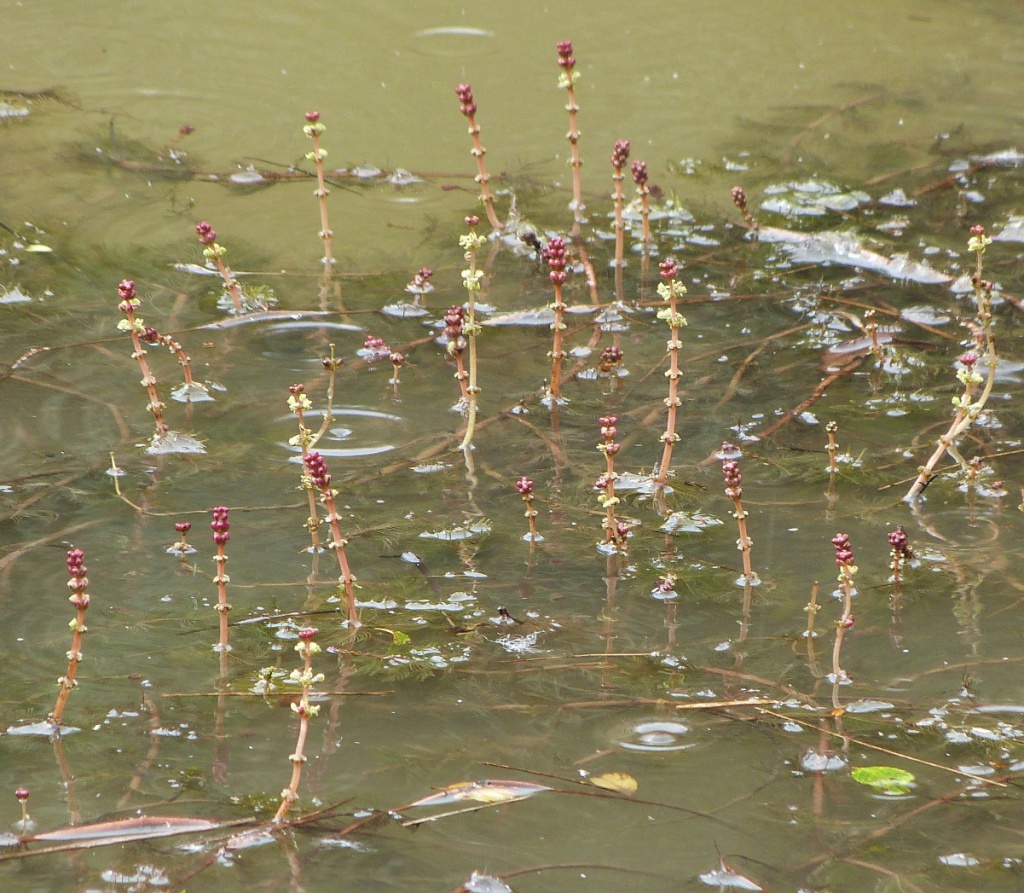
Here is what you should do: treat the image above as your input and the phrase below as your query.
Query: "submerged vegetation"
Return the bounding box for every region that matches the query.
[3,31,1024,893]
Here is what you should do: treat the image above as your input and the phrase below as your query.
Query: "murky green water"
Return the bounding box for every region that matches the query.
[3,2,1024,890]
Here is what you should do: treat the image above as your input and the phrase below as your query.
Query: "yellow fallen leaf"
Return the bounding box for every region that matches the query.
[24,244,53,253]
[589,772,638,795]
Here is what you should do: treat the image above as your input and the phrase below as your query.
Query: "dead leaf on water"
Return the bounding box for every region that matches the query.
[405,779,551,808]
[589,772,638,795]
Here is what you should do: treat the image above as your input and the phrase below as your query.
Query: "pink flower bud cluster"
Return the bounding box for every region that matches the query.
[410,267,433,291]
[66,548,89,609]
[832,533,854,567]
[195,221,216,246]
[174,521,191,536]
[117,279,137,312]
[631,160,648,187]
[304,111,320,124]
[722,460,743,498]
[516,476,534,497]
[455,84,476,117]
[599,345,623,370]
[556,40,575,68]
[546,237,567,285]
[599,415,620,456]
[611,139,630,171]
[304,451,332,491]
[444,305,464,342]
[659,259,677,281]
[887,528,907,553]
[211,506,230,546]
[731,186,747,211]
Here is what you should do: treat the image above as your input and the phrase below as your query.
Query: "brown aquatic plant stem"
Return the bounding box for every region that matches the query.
[610,140,630,284]
[653,259,687,488]
[722,448,759,586]
[804,581,821,639]
[631,160,651,244]
[444,305,470,406]
[459,216,485,449]
[545,237,569,407]
[516,477,542,542]
[830,533,857,682]
[140,325,208,401]
[454,84,503,232]
[302,111,334,270]
[211,507,231,653]
[556,41,584,223]
[288,384,322,554]
[730,186,758,233]
[887,526,914,586]
[47,548,91,727]
[825,420,839,475]
[304,451,359,627]
[116,280,170,443]
[273,627,324,823]
[905,225,997,501]
[596,416,629,551]
[195,221,246,315]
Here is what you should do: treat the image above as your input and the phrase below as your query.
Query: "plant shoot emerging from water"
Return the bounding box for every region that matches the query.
[556,40,584,223]
[444,304,470,408]
[211,507,232,653]
[273,626,324,823]
[722,448,759,587]
[117,279,171,447]
[459,216,486,449]
[830,533,857,683]
[610,139,631,273]
[304,451,359,627]
[654,259,686,488]
[905,225,998,500]
[596,416,629,552]
[631,160,652,244]
[516,476,543,542]
[195,221,248,315]
[544,236,569,407]
[455,84,503,232]
[47,548,92,728]
[302,111,334,270]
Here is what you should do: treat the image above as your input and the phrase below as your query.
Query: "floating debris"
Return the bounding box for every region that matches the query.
[419,520,492,541]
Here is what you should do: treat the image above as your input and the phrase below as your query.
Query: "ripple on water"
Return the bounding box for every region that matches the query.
[412,26,496,58]
[278,407,403,460]
[617,719,695,753]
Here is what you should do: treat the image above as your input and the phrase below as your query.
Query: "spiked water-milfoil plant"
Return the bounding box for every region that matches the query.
[653,259,686,489]
[195,221,248,315]
[455,84,503,232]
[459,216,486,449]
[304,450,359,626]
[905,225,998,500]
[273,626,324,823]
[556,40,584,224]
[47,548,92,728]
[302,111,334,271]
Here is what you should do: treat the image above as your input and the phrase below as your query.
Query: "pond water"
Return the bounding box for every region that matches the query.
[3,1,1024,890]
